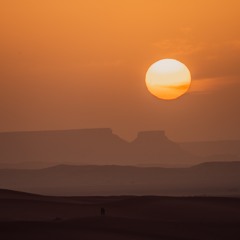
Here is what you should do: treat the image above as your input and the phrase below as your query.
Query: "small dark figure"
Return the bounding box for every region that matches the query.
[100,207,106,216]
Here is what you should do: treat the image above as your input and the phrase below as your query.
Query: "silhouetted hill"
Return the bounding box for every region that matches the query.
[192,161,240,171]
[0,162,239,196]
[0,188,40,199]
[0,128,199,168]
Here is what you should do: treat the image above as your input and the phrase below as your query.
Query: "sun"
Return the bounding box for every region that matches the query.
[145,59,191,100]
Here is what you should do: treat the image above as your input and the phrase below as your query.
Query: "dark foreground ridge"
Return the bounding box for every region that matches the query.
[0,189,240,240]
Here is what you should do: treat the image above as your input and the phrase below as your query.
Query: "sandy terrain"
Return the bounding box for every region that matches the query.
[0,189,240,239]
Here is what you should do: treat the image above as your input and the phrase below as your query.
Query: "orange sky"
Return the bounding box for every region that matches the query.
[1,0,240,141]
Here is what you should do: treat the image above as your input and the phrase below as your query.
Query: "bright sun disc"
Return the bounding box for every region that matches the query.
[145,59,191,100]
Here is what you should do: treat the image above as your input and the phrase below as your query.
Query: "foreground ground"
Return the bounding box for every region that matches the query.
[0,189,240,240]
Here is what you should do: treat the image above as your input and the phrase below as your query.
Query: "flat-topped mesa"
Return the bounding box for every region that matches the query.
[133,130,170,144]
[0,128,113,136]
[71,128,117,142]
[70,128,113,135]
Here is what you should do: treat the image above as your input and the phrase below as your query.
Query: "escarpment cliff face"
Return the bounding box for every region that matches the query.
[0,128,127,166]
[130,131,193,165]
[0,128,197,168]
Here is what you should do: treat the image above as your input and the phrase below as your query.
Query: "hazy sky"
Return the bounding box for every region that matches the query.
[1,0,240,141]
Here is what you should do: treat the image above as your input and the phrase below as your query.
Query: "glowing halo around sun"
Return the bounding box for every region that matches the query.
[145,59,191,100]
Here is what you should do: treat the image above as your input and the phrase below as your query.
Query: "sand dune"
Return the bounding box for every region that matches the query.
[0,189,240,239]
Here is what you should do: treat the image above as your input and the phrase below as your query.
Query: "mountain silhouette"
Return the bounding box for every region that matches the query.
[0,162,239,196]
[0,128,199,168]
[130,130,193,165]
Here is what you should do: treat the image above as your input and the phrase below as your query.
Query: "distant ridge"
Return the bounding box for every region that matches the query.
[46,160,240,169]
[0,161,239,196]
[180,140,240,157]
[192,161,240,168]
[0,188,41,199]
